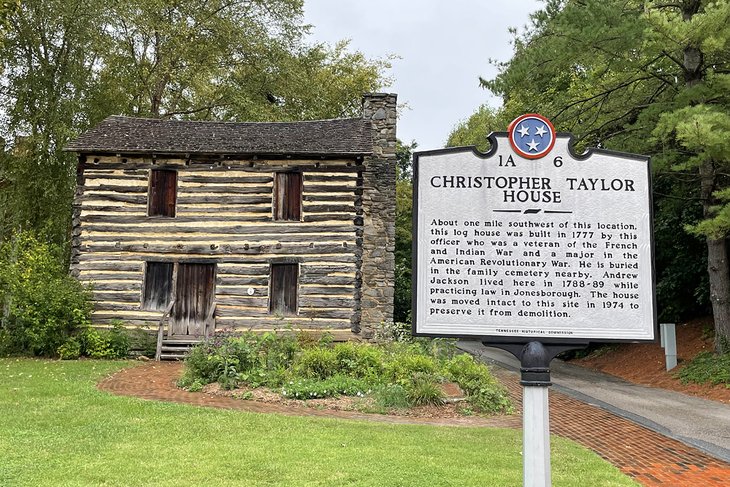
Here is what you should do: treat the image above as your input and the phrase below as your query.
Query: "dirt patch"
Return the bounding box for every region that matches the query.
[200,381,472,420]
[572,317,730,404]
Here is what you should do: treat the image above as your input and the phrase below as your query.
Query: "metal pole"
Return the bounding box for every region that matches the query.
[520,341,552,487]
[484,341,588,487]
[523,384,551,486]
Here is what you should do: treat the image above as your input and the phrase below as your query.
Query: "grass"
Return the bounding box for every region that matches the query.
[0,358,638,486]
[677,351,730,386]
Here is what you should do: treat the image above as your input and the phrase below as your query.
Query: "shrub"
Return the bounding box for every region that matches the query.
[79,322,130,359]
[383,348,438,384]
[334,342,385,379]
[0,232,92,357]
[183,342,225,385]
[405,373,445,406]
[57,337,81,360]
[371,383,410,409]
[446,354,512,414]
[127,327,157,358]
[295,347,339,379]
[677,351,730,386]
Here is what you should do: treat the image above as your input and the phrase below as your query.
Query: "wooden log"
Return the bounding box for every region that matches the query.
[81,223,356,234]
[83,162,365,172]
[300,275,357,285]
[217,264,270,275]
[76,261,144,271]
[86,282,142,291]
[80,214,273,224]
[91,291,141,301]
[85,184,148,193]
[82,243,357,256]
[79,271,142,280]
[83,234,355,244]
[85,174,148,181]
[180,175,273,184]
[302,204,356,213]
[304,185,360,193]
[80,194,146,204]
[218,277,269,286]
[297,309,353,320]
[177,185,272,195]
[176,195,271,204]
[302,194,357,203]
[304,175,358,183]
[77,253,357,264]
[215,285,268,296]
[299,286,355,296]
[299,297,356,308]
[215,297,269,308]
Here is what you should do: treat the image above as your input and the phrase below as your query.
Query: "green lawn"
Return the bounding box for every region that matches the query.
[0,359,638,486]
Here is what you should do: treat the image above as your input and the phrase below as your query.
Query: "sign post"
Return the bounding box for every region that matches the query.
[412,114,656,486]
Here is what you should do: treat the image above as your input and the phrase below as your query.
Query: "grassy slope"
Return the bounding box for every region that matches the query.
[0,359,637,487]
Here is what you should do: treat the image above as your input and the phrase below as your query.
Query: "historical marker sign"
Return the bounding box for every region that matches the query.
[412,115,656,343]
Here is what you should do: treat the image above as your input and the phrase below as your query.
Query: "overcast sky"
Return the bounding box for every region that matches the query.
[303,0,542,151]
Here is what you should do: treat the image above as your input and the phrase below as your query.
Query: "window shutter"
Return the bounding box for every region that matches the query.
[143,262,174,310]
[274,172,301,221]
[269,263,298,315]
[149,169,177,217]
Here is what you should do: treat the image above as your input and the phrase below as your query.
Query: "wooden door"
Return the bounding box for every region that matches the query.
[170,263,216,336]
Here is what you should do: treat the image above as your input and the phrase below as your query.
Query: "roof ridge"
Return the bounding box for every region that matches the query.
[104,115,364,125]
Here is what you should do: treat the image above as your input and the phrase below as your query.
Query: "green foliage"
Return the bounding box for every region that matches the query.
[294,347,339,380]
[333,342,385,379]
[394,140,417,323]
[126,327,157,358]
[79,322,130,360]
[383,347,438,385]
[466,0,730,344]
[447,105,506,152]
[281,375,369,400]
[57,337,81,360]
[0,231,92,356]
[677,351,730,386]
[445,354,513,414]
[405,373,445,406]
[371,383,410,409]
[180,332,512,414]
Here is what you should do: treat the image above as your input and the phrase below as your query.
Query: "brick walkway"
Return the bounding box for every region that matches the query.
[98,362,730,486]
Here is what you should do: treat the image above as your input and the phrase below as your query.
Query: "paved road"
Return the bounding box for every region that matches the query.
[458,340,730,463]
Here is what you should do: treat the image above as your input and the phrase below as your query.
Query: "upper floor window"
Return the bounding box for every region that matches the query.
[148,169,177,217]
[273,172,302,221]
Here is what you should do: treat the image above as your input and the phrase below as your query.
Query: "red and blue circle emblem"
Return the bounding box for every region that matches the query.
[507,114,556,160]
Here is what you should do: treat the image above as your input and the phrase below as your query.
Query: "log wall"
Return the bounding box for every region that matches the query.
[71,156,363,332]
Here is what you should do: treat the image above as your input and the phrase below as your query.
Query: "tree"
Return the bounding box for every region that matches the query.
[0,0,390,250]
[470,0,730,349]
[447,104,507,152]
[394,140,417,323]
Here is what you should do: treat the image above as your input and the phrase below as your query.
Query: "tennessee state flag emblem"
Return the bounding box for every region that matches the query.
[508,114,556,160]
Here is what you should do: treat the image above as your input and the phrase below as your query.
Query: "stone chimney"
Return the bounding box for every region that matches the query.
[358,93,397,337]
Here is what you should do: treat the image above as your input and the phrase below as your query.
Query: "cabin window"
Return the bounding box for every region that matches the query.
[273,172,302,221]
[143,262,174,311]
[148,169,177,217]
[269,263,298,315]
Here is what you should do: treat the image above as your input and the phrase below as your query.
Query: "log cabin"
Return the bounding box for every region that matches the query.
[65,93,396,359]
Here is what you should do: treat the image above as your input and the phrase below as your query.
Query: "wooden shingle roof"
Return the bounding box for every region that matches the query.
[66,115,373,156]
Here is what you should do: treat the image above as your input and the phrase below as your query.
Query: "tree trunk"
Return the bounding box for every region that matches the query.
[706,238,730,352]
[681,2,730,351]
